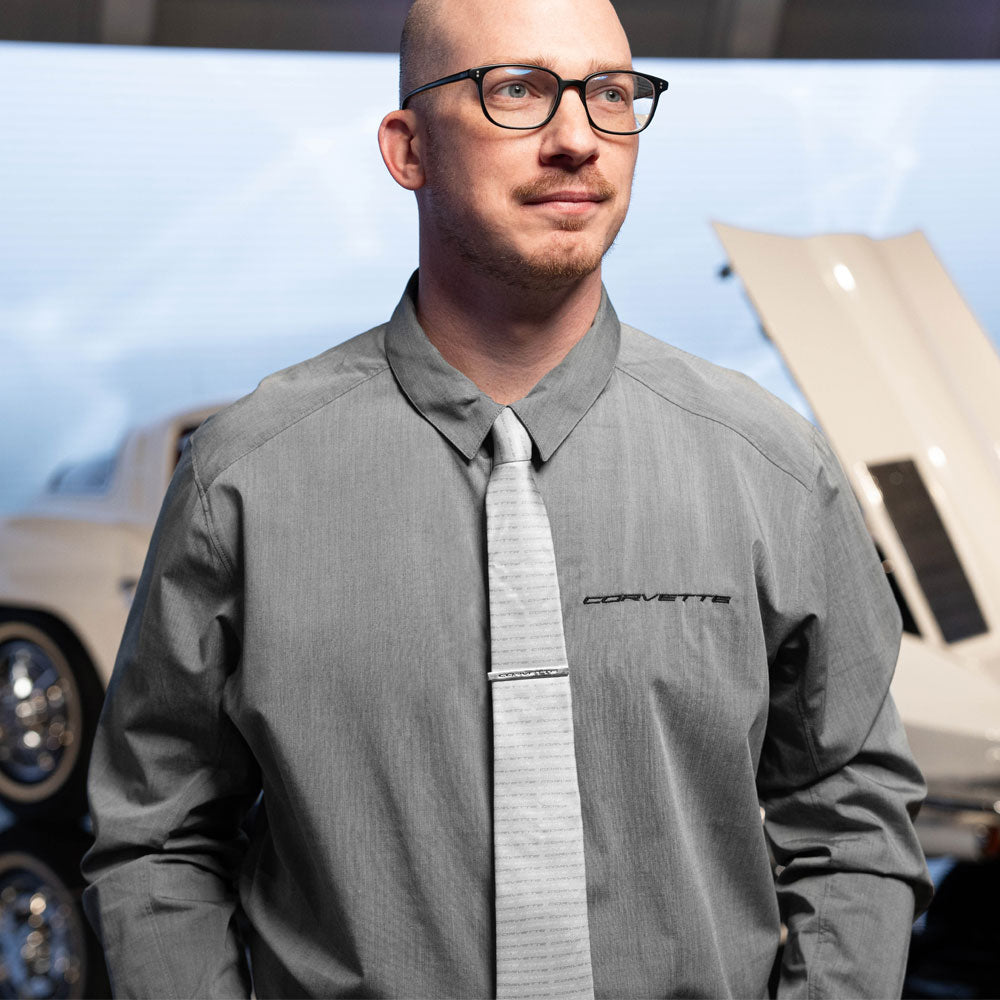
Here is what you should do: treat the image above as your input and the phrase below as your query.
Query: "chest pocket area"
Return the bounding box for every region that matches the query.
[565,590,765,754]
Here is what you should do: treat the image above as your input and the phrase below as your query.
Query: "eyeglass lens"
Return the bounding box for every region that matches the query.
[481,66,657,133]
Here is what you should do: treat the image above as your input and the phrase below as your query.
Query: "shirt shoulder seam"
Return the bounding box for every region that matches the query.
[202,362,391,492]
[613,362,815,493]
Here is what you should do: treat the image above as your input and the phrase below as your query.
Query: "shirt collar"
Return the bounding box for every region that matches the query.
[385,270,621,462]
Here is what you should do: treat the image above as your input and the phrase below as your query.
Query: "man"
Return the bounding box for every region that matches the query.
[82,0,933,996]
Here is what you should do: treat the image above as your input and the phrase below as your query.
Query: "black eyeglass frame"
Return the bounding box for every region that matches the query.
[400,64,669,135]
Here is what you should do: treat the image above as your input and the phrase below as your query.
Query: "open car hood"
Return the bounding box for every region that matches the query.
[712,222,1000,807]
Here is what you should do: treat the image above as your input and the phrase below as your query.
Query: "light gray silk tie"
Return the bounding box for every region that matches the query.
[486,407,595,1000]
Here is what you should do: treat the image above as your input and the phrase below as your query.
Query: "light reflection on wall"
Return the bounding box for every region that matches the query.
[0,45,997,514]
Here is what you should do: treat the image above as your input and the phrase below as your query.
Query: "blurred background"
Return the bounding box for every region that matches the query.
[1,1,999,996]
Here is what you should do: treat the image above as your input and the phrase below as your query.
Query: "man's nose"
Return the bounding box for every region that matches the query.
[539,86,600,166]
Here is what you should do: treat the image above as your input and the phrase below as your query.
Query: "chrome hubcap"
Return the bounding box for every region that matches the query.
[0,859,85,998]
[0,640,74,788]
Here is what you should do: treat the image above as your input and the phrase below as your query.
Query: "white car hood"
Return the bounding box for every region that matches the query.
[713,222,1000,804]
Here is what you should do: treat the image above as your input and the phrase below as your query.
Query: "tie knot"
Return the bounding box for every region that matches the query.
[491,407,533,464]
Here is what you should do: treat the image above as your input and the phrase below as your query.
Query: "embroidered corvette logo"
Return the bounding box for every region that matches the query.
[582,593,732,605]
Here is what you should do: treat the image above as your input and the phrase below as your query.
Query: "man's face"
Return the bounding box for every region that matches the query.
[414,0,640,292]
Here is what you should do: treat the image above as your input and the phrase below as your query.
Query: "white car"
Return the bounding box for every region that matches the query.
[0,404,223,818]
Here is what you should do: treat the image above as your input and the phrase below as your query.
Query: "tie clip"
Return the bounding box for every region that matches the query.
[487,667,569,683]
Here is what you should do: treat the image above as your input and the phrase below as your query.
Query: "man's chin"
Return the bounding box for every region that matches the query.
[492,248,601,293]
[520,231,608,284]
[441,215,611,292]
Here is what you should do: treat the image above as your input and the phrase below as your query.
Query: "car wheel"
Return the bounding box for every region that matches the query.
[0,615,103,821]
[0,823,110,999]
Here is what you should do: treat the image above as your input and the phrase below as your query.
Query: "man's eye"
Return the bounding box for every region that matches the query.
[498,83,529,99]
[599,88,626,103]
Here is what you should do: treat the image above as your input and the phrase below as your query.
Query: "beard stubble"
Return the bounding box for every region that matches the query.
[423,130,625,293]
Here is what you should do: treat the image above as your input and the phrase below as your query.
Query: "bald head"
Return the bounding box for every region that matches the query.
[398,0,631,107]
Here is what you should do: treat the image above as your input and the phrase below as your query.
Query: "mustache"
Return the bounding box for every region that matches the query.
[512,172,616,203]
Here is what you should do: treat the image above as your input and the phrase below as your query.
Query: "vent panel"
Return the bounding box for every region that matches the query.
[868,459,987,643]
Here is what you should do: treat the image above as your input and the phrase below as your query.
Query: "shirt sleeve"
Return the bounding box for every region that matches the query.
[757,427,934,1000]
[81,439,260,999]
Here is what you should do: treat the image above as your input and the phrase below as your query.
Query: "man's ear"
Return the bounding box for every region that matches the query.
[378,110,427,191]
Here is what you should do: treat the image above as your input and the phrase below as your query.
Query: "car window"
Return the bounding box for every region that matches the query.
[46,450,118,495]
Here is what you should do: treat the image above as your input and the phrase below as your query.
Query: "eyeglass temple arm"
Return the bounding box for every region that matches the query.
[400,69,474,109]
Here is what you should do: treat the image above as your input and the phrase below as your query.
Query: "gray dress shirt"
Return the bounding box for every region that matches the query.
[82,272,933,999]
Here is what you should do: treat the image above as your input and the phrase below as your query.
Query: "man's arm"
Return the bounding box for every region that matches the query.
[82,439,260,999]
[758,428,934,1000]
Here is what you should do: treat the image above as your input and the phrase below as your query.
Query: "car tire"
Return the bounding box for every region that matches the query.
[0,614,104,822]
[0,822,111,999]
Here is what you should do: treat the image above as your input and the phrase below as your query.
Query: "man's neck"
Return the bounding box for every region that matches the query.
[414,261,604,406]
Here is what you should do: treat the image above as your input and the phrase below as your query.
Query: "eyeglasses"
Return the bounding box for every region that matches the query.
[401,64,669,136]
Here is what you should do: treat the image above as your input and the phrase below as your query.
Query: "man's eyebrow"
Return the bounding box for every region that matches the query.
[500,55,634,75]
